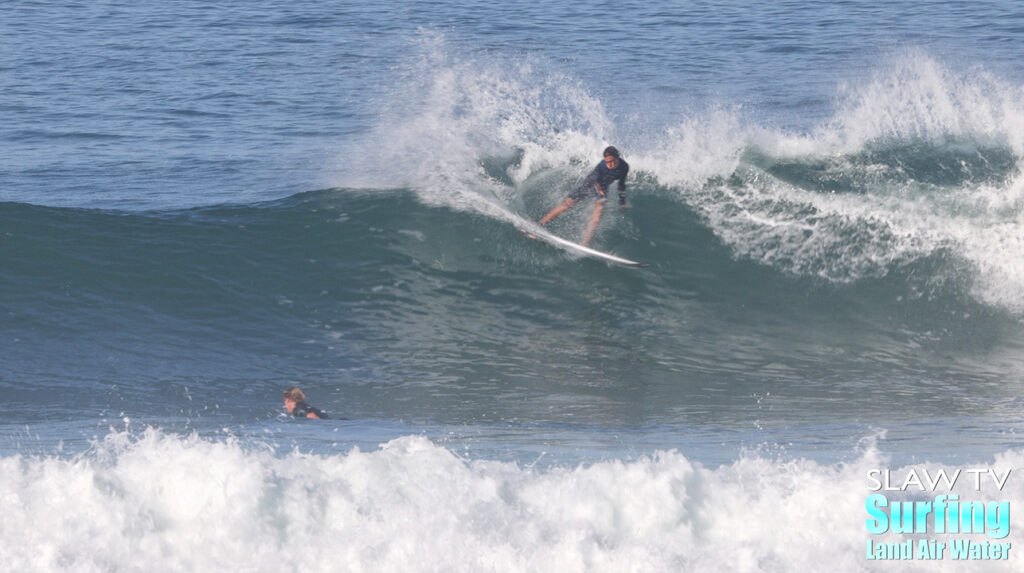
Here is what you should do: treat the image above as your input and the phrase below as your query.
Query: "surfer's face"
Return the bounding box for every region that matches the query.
[284,398,296,413]
[604,155,618,168]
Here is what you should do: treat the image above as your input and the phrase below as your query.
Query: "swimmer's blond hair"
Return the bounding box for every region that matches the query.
[283,386,306,402]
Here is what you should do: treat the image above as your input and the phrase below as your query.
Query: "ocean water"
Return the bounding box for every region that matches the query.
[3,1,1024,571]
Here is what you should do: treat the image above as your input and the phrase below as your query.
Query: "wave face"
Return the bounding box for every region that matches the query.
[5,50,1024,437]
[3,155,1022,433]
[4,52,1024,457]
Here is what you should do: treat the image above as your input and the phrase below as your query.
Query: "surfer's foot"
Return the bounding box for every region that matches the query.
[518,229,537,240]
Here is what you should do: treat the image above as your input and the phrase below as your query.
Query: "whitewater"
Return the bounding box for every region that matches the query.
[1,429,1021,572]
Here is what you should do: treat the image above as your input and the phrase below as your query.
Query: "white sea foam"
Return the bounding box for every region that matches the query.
[700,53,1024,312]
[1,429,1022,572]
[337,32,615,229]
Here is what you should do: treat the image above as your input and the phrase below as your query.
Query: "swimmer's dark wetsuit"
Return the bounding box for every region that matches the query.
[291,401,327,419]
[568,158,630,205]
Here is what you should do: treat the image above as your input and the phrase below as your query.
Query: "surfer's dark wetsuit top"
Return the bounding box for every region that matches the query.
[291,401,327,419]
[569,158,630,205]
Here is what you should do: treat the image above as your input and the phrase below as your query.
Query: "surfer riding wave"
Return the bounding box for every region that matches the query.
[537,146,629,247]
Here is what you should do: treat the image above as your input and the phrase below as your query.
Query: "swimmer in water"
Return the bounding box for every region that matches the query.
[283,386,327,419]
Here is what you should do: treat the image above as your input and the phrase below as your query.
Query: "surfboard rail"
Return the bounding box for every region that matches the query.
[518,226,646,267]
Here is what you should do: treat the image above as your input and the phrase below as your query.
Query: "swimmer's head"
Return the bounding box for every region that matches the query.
[283,386,306,412]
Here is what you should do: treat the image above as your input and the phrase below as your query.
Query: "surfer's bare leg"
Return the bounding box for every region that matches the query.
[581,199,604,246]
[539,198,576,225]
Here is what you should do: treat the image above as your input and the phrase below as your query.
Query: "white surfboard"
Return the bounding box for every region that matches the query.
[520,227,646,267]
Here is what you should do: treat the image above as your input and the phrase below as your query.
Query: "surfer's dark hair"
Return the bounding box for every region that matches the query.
[603,146,620,158]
